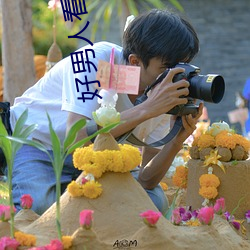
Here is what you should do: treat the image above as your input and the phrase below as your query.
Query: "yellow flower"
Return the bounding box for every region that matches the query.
[73,144,142,177]
[62,235,73,249]
[197,134,215,149]
[160,182,168,191]
[82,163,105,178]
[14,231,36,247]
[185,218,201,226]
[172,166,188,189]
[203,149,225,173]
[199,174,220,188]
[82,180,102,199]
[119,144,142,172]
[199,186,218,199]
[67,181,84,197]
[73,146,94,169]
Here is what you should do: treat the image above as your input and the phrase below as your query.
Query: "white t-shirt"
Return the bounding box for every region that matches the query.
[10,41,170,149]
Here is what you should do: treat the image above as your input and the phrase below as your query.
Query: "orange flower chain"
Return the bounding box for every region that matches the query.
[172,165,188,189]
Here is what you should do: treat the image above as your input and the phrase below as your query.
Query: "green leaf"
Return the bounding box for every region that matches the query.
[67,121,121,154]
[12,124,38,155]
[144,0,165,9]
[47,113,62,174]
[6,136,52,161]
[0,120,12,161]
[169,0,184,12]
[63,118,86,151]
[126,0,139,16]
[12,109,28,137]
[165,188,180,220]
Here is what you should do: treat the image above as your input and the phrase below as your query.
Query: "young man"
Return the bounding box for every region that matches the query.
[8,9,202,215]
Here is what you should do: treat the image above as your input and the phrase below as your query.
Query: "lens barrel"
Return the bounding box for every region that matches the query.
[188,74,225,103]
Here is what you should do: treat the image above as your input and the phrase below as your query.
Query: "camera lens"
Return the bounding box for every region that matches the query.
[189,74,225,103]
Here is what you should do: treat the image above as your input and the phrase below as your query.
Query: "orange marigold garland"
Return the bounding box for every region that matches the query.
[199,167,220,206]
[172,165,188,189]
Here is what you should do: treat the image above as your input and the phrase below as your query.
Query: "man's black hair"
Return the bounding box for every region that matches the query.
[122,9,199,68]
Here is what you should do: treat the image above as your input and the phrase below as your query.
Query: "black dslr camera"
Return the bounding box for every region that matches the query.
[134,63,225,116]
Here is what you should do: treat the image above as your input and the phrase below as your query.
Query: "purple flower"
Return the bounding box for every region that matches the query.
[231,220,241,230]
[223,211,234,221]
[192,210,198,218]
[245,210,250,223]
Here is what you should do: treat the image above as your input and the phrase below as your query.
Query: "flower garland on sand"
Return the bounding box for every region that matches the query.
[68,89,142,199]
[199,167,220,206]
[172,165,188,189]
[190,121,250,162]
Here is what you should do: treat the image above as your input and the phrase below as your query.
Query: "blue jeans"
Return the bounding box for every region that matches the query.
[6,145,168,215]
[131,169,169,215]
[5,145,81,215]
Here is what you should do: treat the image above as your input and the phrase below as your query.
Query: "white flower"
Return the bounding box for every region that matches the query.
[93,107,120,127]
[206,121,232,136]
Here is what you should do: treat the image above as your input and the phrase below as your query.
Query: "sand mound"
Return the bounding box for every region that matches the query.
[12,171,250,250]
[186,159,250,219]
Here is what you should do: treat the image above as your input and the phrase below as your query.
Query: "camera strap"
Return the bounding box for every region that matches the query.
[116,116,183,147]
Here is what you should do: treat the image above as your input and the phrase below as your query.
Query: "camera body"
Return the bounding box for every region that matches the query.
[135,63,225,116]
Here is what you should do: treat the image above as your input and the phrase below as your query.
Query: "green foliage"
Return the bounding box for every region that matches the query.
[81,0,184,41]
[7,111,120,240]
[0,181,9,205]
[32,1,79,57]
[0,109,38,238]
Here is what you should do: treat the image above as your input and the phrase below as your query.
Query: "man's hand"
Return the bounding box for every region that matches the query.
[171,102,204,145]
[141,67,190,119]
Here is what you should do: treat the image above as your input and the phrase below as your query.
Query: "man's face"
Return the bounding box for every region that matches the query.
[139,57,167,92]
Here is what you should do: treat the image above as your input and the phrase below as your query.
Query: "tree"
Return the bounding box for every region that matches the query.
[82,0,183,41]
[1,0,36,104]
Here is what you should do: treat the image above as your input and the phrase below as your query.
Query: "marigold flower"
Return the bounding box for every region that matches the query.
[20,194,33,209]
[79,210,94,229]
[172,166,188,189]
[82,163,105,178]
[233,134,250,151]
[0,236,19,249]
[199,174,220,188]
[197,207,214,225]
[215,131,237,149]
[199,186,218,200]
[62,236,73,249]
[197,134,215,149]
[14,231,36,247]
[82,180,102,199]
[160,182,168,191]
[67,181,84,197]
[73,144,141,178]
[213,197,225,215]
[140,210,162,227]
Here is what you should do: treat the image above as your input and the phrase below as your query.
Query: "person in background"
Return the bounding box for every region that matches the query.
[242,78,250,136]
[6,9,202,215]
